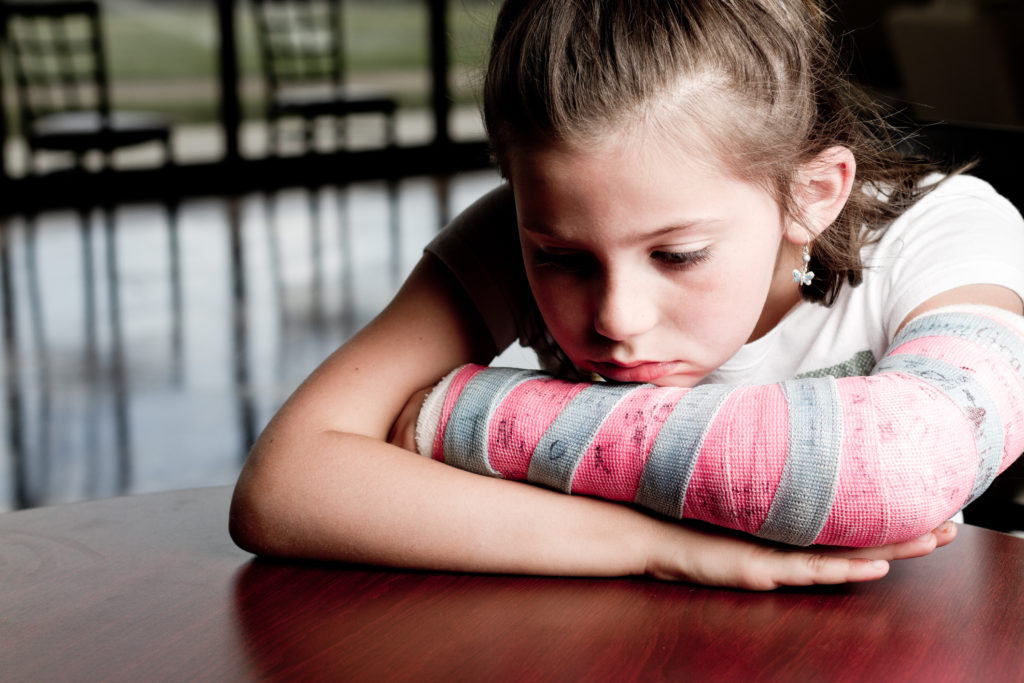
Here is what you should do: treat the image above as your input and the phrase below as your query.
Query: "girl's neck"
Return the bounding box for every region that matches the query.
[748,242,806,342]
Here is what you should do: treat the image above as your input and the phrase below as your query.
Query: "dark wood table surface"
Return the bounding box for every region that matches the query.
[1,486,1023,682]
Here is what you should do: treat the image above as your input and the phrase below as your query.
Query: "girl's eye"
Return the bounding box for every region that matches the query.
[533,250,594,273]
[652,247,711,270]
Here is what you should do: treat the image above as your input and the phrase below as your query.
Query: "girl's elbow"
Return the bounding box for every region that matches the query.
[229,483,268,555]
[228,466,288,557]
[228,426,305,556]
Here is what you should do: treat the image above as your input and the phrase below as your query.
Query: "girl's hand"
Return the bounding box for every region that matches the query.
[646,519,957,590]
[388,387,432,453]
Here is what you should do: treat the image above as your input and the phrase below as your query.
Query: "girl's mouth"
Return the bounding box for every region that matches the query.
[588,360,685,384]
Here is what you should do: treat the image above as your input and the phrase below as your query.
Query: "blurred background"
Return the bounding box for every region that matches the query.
[0,0,1020,534]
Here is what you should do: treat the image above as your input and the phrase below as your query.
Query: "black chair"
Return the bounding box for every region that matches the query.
[250,0,397,155]
[0,0,172,174]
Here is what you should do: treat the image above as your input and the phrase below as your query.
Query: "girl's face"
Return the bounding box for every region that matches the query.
[510,130,806,388]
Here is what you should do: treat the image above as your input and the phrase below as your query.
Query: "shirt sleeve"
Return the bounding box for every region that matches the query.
[424,184,536,354]
[877,174,1024,336]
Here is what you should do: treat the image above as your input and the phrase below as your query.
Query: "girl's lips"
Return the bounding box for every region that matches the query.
[588,360,684,383]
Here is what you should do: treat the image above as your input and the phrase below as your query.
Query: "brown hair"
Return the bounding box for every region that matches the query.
[484,0,946,304]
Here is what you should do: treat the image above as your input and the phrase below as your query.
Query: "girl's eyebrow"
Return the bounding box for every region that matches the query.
[521,220,717,239]
[642,222,715,238]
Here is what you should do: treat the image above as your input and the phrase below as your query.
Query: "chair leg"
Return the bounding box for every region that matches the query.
[0,216,31,508]
[164,198,183,386]
[385,111,397,149]
[23,210,56,505]
[268,115,281,157]
[27,145,46,177]
[304,117,316,154]
[101,151,110,171]
[335,117,348,152]
[163,135,175,168]
[98,203,132,496]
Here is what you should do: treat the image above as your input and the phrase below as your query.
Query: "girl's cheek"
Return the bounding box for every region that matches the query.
[540,297,585,339]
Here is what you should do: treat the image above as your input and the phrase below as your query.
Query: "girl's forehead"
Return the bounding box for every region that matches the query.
[509,124,741,196]
[505,89,757,182]
[510,132,783,239]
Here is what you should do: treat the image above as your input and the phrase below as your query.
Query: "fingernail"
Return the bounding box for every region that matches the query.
[871,560,888,570]
[938,521,955,533]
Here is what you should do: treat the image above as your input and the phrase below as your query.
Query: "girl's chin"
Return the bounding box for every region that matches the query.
[646,374,705,388]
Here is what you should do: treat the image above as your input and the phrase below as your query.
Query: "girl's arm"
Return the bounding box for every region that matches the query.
[403,284,1023,548]
[229,255,949,589]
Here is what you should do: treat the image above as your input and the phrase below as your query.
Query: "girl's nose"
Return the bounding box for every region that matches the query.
[593,275,657,341]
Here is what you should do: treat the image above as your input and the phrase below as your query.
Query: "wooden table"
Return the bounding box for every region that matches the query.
[1,487,1022,682]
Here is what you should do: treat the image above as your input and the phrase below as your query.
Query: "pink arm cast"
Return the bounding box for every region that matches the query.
[416,305,1024,546]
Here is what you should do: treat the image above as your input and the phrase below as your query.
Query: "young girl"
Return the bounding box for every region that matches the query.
[229,0,1024,590]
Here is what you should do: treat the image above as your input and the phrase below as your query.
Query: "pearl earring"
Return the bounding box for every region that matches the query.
[793,244,814,287]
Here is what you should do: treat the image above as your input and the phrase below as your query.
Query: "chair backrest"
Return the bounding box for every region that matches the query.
[250,0,345,95]
[0,0,111,129]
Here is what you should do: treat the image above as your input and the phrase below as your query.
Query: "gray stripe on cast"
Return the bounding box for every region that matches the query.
[444,367,541,477]
[874,353,1004,503]
[634,384,735,519]
[527,382,642,493]
[887,311,1024,383]
[757,377,843,546]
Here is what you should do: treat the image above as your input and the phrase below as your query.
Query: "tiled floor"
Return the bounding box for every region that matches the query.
[0,169,509,510]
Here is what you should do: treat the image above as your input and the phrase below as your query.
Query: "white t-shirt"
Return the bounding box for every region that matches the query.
[426,174,1024,382]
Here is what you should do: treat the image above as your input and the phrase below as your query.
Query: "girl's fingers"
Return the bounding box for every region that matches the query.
[793,555,890,586]
[675,521,957,590]
[933,521,958,547]
[668,527,893,590]
[825,521,957,562]
[741,551,889,590]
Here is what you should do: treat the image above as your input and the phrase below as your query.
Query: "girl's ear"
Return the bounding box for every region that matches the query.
[784,146,856,244]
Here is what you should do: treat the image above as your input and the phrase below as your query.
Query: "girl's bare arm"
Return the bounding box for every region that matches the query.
[230,254,655,575]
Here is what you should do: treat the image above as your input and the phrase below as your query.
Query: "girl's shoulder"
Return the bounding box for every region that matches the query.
[892,172,1021,228]
[866,172,1023,267]
[867,172,1024,337]
[424,183,537,356]
[439,183,517,239]
[425,182,519,282]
